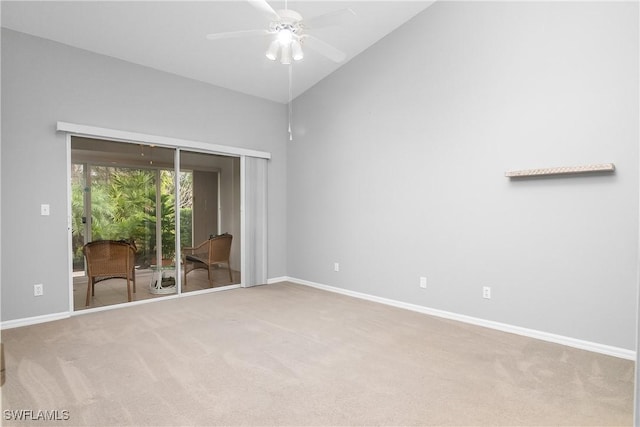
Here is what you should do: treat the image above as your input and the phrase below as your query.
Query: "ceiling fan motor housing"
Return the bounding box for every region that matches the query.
[270,9,304,37]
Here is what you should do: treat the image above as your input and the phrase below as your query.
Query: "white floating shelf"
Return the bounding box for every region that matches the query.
[505,163,615,178]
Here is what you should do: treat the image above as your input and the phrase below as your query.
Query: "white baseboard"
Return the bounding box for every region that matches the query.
[1,311,71,330]
[278,277,635,361]
[267,276,289,285]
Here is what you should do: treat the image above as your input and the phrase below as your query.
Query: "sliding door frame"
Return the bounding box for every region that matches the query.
[60,122,271,314]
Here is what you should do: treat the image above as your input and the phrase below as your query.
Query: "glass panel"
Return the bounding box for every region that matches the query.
[71,137,176,310]
[180,151,241,292]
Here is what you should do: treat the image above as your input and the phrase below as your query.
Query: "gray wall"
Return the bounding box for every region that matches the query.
[288,1,639,350]
[1,29,288,321]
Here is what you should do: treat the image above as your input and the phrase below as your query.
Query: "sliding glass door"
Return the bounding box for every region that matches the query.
[180,150,241,292]
[70,137,242,310]
[71,138,176,309]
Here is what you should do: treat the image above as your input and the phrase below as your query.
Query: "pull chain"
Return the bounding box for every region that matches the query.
[286,0,293,140]
[288,63,293,141]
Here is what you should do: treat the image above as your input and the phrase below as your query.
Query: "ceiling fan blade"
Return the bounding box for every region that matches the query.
[247,0,281,22]
[206,29,270,41]
[303,35,347,63]
[303,8,356,29]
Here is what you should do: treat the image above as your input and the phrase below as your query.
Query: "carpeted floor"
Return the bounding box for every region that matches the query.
[0,282,634,426]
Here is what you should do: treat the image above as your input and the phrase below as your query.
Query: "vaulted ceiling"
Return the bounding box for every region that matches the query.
[1,1,434,103]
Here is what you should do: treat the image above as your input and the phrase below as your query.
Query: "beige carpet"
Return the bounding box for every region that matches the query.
[0,282,634,426]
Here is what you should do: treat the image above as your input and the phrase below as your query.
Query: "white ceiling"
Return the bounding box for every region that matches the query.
[1,1,434,104]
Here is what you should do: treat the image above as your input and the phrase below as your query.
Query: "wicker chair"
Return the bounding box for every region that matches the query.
[83,240,136,306]
[182,234,233,288]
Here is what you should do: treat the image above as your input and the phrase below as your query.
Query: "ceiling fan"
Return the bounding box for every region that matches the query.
[206,0,355,64]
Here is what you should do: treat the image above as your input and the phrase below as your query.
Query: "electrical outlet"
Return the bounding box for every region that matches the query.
[419,277,427,289]
[334,262,340,272]
[34,284,44,297]
[482,286,491,299]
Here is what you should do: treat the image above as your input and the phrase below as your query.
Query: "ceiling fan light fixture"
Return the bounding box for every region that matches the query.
[277,28,293,46]
[280,43,292,65]
[266,39,279,61]
[291,39,304,61]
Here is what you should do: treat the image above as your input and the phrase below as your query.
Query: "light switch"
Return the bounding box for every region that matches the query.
[41,204,50,216]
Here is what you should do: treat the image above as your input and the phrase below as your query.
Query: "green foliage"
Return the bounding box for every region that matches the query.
[70,173,87,269]
[180,208,193,248]
[71,166,193,268]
